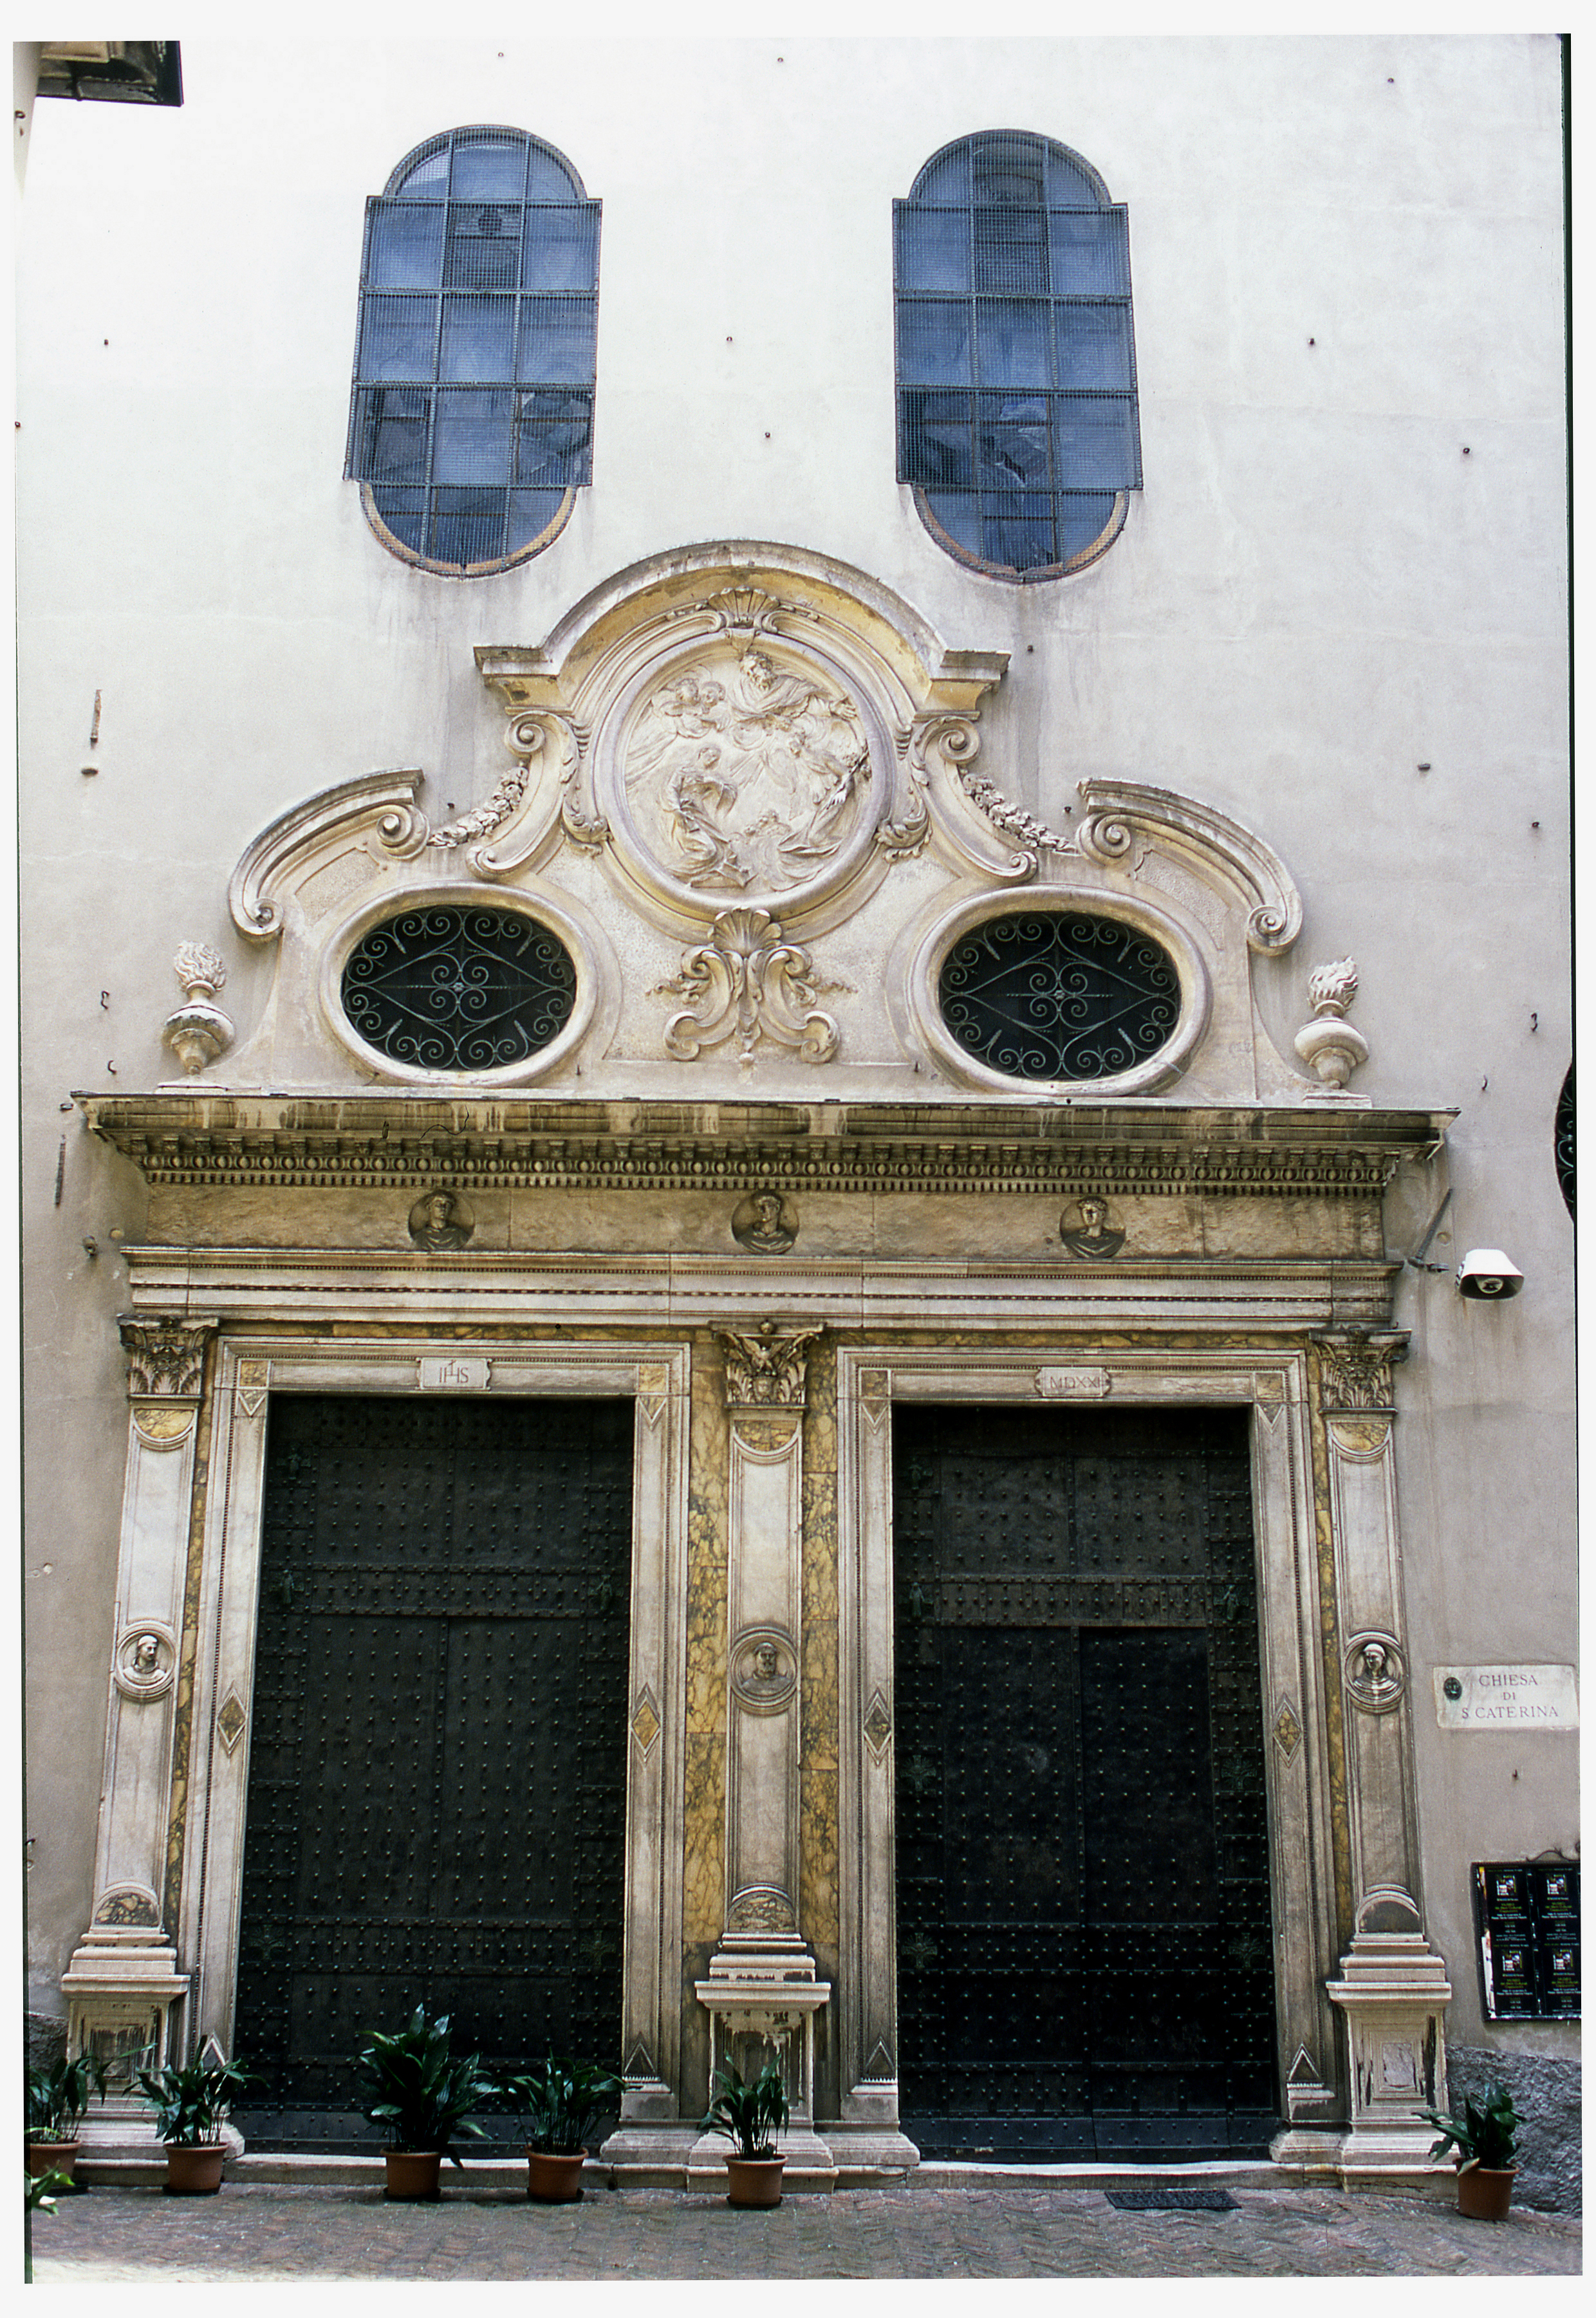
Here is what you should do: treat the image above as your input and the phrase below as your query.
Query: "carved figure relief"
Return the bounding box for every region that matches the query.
[624,644,871,894]
[113,1626,175,1701]
[718,1321,824,1411]
[408,1189,474,1252]
[732,1190,798,1254]
[731,1631,797,1712]
[1059,1196,1126,1259]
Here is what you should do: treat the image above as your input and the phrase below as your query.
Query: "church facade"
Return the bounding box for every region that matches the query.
[19,36,1577,2196]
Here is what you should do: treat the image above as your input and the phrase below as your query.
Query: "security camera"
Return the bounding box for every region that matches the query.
[1456,1248,1524,1300]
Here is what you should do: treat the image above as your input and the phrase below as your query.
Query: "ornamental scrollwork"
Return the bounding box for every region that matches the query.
[656,907,847,1064]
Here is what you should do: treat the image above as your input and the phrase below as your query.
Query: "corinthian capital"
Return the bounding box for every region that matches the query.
[119,1317,217,1402]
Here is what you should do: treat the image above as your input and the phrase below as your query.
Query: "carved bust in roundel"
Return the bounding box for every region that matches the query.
[618,640,873,899]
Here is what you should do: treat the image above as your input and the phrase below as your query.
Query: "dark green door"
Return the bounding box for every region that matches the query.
[232,1393,633,2147]
[893,1403,1277,2160]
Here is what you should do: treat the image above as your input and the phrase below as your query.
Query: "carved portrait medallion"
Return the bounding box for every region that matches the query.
[617,640,874,901]
[730,1627,797,1712]
[731,1189,798,1254]
[408,1188,474,1252]
[113,1624,176,1701]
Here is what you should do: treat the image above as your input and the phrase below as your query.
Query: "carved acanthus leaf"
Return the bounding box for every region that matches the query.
[718,1320,824,1410]
[120,1317,216,1401]
[1315,1330,1407,1415]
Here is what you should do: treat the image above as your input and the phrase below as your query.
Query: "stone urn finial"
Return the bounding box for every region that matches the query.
[1294,958,1368,1089]
[163,941,234,1075]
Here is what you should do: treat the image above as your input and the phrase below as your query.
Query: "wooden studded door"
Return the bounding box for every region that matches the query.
[231,1393,633,2147]
[893,1403,1277,2160]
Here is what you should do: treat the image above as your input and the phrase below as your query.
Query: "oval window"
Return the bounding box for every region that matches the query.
[342,906,577,1071]
[938,911,1180,1080]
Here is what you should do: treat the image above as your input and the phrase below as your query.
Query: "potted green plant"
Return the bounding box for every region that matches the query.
[494,2055,623,2202]
[700,2055,790,2207]
[134,2049,257,2194]
[26,2049,109,2181]
[353,2005,496,2201]
[1418,2082,1522,2221]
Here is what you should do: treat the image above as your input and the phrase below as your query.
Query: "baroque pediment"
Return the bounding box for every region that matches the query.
[207,544,1373,1107]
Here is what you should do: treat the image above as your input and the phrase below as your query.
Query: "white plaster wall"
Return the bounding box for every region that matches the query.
[18,35,1572,2042]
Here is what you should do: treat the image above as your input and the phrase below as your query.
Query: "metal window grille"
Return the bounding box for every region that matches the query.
[895,131,1140,579]
[938,913,1179,1081]
[341,907,578,1072]
[345,127,599,574]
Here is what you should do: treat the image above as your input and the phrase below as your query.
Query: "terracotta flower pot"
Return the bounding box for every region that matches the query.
[526,2147,587,2202]
[1456,2164,1516,2221]
[164,2142,227,2195]
[384,2149,443,2201]
[725,2154,784,2208]
[25,2140,79,2181]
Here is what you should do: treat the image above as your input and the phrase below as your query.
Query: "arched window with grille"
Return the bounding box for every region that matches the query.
[894,130,1140,580]
[346,125,599,575]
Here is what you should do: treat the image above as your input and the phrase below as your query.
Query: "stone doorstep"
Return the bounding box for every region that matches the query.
[75,2151,1458,2200]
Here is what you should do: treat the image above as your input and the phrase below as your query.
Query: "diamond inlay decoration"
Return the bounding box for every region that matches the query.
[217,1692,247,1756]
[864,1691,892,1754]
[631,1688,661,1752]
[1272,1699,1303,1761]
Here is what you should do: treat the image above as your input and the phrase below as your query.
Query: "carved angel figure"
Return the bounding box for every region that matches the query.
[624,644,869,892]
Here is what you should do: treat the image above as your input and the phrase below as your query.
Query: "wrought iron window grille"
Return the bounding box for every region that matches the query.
[895,131,1141,580]
[938,912,1180,1082]
[340,906,578,1073]
[346,126,600,577]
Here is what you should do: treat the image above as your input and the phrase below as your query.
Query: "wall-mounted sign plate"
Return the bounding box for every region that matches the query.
[1433,1664,1578,1730]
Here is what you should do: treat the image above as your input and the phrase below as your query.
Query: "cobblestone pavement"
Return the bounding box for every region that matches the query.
[27,2183,1582,2284]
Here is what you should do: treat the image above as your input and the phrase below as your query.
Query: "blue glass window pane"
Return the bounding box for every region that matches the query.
[898,301,973,385]
[898,390,975,489]
[1048,209,1129,295]
[506,488,568,553]
[449,137,528,201]
[393,145,449,197]
[1052,396,1140,489]
[514,389,591,487]
[972,144,1046,207]
[976,301,1051,387]
[974,207,1046,294]
[977,396,1052,490]
[356,387,431,483]
[446,203,523,290]
[1055,303,1133,391]
[1044,145,1101,205]
[360,296,437,381]
[924,492,983,553]
[433,387,515,483]
[981,495,1056,570]
[523,205,599,292]
[371,487,428,553]
[429,488,506,567]
[525,145,579,202]
[1057,492,1119,562]
[440,295,515,381]
[367,203,445,289]
[895,207,970,293]
[912,144,971,203]
[517,297,597,385]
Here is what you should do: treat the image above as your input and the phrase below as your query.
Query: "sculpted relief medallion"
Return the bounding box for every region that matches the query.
[620,642,873,900]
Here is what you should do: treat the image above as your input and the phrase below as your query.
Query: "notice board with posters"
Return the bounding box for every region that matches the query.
[1473,1862,1581,2019]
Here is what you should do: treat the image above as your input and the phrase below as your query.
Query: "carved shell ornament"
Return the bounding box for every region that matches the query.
[618,640,873,900]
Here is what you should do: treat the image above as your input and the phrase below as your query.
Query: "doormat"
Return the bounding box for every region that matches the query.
[1105,2189,1238,2212]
